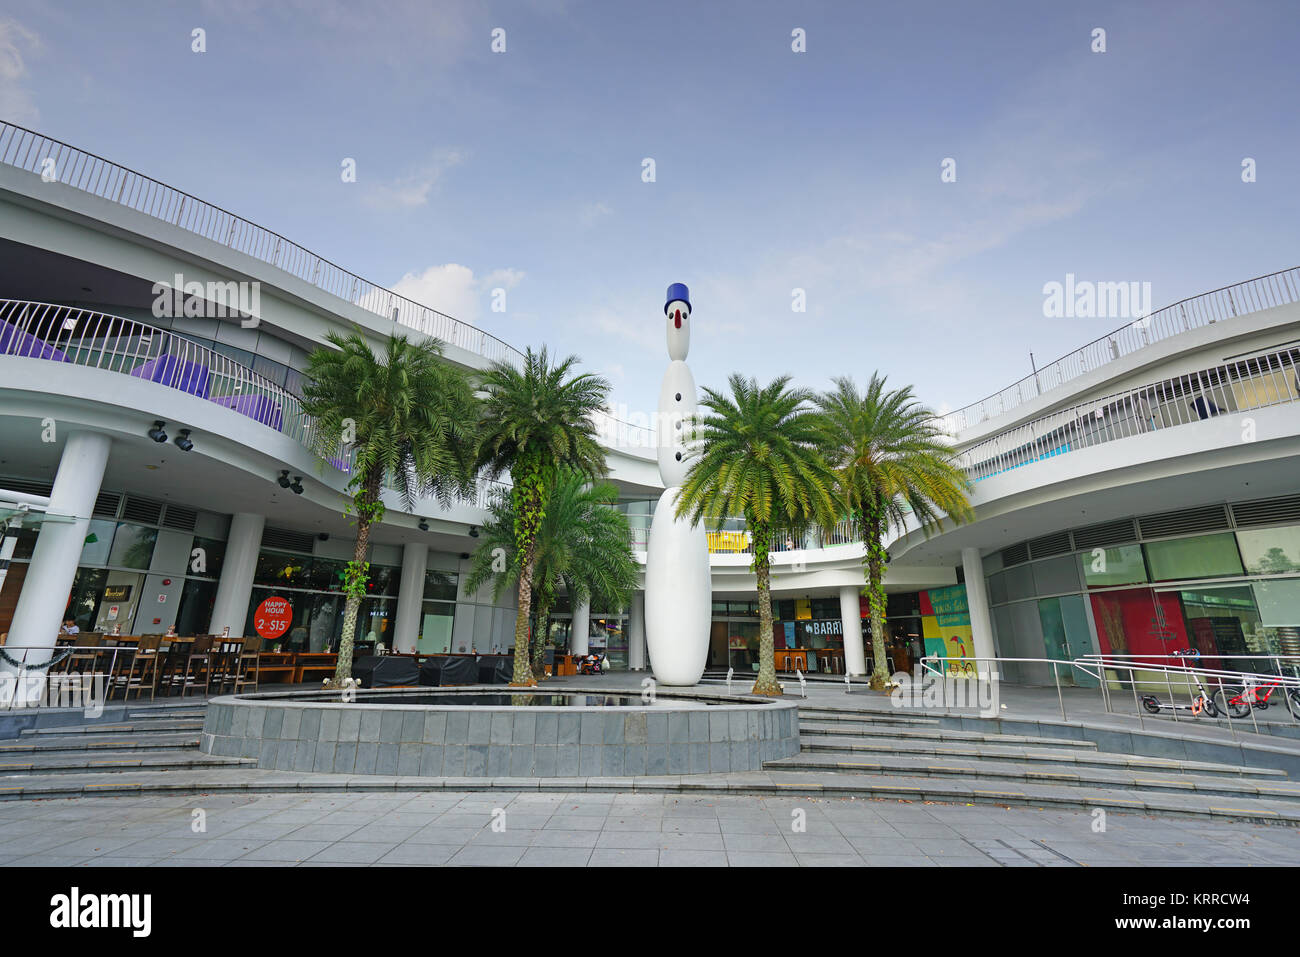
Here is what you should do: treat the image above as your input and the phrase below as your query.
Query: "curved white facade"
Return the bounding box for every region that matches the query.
[2,122,1299,684]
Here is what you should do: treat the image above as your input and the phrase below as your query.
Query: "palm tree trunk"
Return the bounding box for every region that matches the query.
[531,598,551,676]
[864,510,890,690]
[511,547,537,686]
[751,522,782,696]
[333,472,382,686]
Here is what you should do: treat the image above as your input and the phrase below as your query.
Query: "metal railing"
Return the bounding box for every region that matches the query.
[956,342,1300,482]
[939,266,1300,437]
[915,651,1300,738]
[0,121,524,367]
[626,517,860,554]
[0,299,508,511]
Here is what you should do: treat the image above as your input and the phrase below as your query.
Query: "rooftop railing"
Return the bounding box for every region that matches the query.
[956,342,1300,482]
[0,121,524,367]
[939,266,1300,438]
[0,299,508,510]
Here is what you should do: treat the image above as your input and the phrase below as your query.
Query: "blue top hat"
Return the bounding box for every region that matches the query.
[664,282,691,314]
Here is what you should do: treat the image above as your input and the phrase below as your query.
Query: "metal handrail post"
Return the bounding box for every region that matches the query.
[1053,661,1066,721]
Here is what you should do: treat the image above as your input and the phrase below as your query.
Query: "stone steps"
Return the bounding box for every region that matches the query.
[0,750,253,775]
[20,719,204,736]
[766,752,1300,800]
[798,721,1096,749]
[0,765,1296,825]
[796,736,1282,778]
[0,732,200,754]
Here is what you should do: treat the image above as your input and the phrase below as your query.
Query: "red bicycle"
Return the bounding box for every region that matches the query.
[1213,675,1300,719]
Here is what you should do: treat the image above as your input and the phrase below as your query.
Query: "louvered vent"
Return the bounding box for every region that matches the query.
[0,476,53,497]
[1231,495,1300,529]
[1001,542,1030,567]
[121,496,163,525]
[1027,531,1073,559]
[1071,518,1137,550]
[261,527,315,553]
[93,492,121,519]
[1138,504,1230,540]
[161,504,197,531]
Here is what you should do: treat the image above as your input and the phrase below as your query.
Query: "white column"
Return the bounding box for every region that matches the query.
[839,585,867,676]
[627,591,646,670]
[4,431,111,667]
[962,547,997,680]
[393,541,427,653]
[570,597,590,656]
[208,512,265,637]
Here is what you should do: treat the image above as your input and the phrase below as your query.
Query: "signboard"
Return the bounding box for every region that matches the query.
[103,584,132,602]
[920,586,974,676]
[253,596,293,640]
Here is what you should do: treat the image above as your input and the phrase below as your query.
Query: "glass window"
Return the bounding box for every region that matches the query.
[1032,555,1082,596]
[367,564,400,597]
[1145,533,1243,582]
[174,579,217,636]
[107,523,158,569]
[1237,525,1300,576]
[10,526,38,561]
[254,550,311,589]
[417,600,456,654]
[78,519,116,566]
[1081,544,1148,588]
[423,569,458,601]
[189,536,225,579]
[1002,563,1035,602]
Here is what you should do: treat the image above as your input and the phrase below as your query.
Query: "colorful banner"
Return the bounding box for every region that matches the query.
[920,585,975,676]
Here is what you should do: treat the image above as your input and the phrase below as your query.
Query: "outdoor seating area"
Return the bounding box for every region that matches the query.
[362,652,517,689]
[42,634,340,700]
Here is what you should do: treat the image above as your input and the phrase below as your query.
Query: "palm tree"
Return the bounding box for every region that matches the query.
[815,375,973,689]
[477,347,610,686]
[301,329,478,686]
[675,374,838,695]
[463,468,638,674]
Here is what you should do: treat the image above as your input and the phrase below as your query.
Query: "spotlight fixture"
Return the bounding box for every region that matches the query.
[174,429,193,452]
[147,421,168,443]
[418,519,430,531]
[290,476,304,495]
[468,525,479,538]
[277,469,291,489]
[317,532,330,541]
[459,553,470,560]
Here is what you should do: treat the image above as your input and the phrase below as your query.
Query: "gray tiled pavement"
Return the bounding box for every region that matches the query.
[2,790,1299,867]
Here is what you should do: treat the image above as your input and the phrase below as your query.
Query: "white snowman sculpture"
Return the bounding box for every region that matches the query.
[643,282,711,685]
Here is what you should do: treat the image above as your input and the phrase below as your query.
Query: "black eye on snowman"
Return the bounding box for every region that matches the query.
[675,452,682,461]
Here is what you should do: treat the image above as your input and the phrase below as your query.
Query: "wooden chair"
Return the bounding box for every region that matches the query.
[235,636,262,693]
[206,638,245,695]
[65,634,104,676]
[123,635,163,700]
[104,636,142,699]
[181,636,216,697]
[154,638,192,696]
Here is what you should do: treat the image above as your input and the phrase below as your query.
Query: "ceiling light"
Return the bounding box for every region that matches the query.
[418,520,430,531]
[468,526,479,538]
[277,470,291,489]
[147,421,168,443]
[174,429,193,452]
[290,476,304,495]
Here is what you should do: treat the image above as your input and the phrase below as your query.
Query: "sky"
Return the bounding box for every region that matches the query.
[2,0,1298,423]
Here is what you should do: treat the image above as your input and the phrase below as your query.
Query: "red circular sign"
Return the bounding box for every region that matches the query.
[254,596,293,640]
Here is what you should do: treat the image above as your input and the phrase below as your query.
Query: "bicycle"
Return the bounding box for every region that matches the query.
[1139,649,1220,718]
[1212,675,1300,720]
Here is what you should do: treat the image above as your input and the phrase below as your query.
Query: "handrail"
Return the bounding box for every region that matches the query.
[956,342,1300,482]
[939,266,1300,437]
[0,121,524,367]
[0,299,509,511]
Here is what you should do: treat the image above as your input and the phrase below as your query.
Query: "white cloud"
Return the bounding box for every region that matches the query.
[579,201,613,227]
[364,149,466,210]
[0,19,41,124]
[390,262,524,323]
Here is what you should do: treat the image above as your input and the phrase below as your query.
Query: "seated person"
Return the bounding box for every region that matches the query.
[59,618,80,636]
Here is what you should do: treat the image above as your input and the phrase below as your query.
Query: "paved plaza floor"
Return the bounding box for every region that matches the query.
[2,790,1299,867]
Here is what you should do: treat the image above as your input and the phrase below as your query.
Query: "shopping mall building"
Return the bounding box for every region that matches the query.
[2,122,1299,683]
